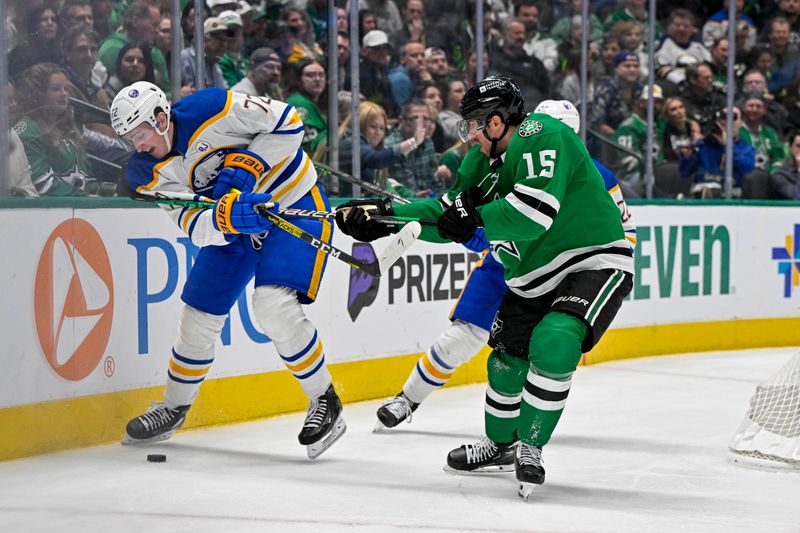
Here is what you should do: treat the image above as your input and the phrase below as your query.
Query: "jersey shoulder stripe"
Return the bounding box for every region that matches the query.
[181,89,233,152]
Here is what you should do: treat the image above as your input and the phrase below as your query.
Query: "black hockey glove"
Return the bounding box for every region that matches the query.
[335,198,394,242]
[437,186,487,243]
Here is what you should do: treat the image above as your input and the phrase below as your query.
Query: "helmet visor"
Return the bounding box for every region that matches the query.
[456,117,486,143]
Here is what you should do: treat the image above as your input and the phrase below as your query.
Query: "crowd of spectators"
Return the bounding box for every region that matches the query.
[5,0,800,200]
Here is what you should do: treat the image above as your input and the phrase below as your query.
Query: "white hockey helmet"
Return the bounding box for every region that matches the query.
[534,99,580,134]
[110,81,171,137]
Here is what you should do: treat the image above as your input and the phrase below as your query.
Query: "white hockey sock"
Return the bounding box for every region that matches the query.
[253,285,332,399]
[403,321,488,404]
[164,305,227,408]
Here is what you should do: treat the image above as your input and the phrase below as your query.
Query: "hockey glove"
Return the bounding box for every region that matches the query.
[437,186,486,243]
[335,198,394,242]
[462,227,490,253]
[213,192,276,235]
[212,149,268,199]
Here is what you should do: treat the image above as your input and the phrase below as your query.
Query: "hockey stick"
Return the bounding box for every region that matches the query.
[313,162,411,204]
[254,204,421,277]
[134,189,420,276]
[134,189,434,226]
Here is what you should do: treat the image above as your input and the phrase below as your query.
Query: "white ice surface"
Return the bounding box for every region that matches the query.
[1,348,799,533]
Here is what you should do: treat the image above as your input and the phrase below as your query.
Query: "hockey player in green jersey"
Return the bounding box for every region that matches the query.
[337,77,633,499]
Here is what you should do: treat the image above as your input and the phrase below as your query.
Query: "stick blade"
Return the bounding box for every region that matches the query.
[376,221,422,275]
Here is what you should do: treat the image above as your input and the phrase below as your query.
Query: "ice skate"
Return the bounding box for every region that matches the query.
[443,436,516,474]
[122,402,190,445]
[515,442,545,501]
[374,392,419,432]
[298,384,346,459]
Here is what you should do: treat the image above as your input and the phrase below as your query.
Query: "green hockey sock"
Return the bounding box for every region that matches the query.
[519,312,587,447]
[484,350,528,444]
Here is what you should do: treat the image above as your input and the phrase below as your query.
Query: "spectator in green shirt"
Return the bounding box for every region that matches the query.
[97,1,170,97]
[739,92,786,174]
[216,10,247,88]
[286,59,329,157]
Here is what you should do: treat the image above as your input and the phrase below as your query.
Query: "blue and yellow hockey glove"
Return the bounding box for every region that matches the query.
[212,192,276,235]
[212,150,267,199]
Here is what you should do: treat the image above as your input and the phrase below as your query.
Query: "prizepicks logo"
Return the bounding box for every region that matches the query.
[771,223,800,298]
[34,219,114,381]
[347,243,380,321]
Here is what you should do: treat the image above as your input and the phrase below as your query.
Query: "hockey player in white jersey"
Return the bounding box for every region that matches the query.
[371,100,636,439]
[110,81,345,459]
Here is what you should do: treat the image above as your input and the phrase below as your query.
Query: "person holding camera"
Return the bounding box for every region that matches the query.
[678,106,755,198]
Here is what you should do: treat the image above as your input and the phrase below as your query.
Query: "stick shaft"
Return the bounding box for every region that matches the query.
[314,162,411,204]
[144,194,436,227]
[255,205,381,276]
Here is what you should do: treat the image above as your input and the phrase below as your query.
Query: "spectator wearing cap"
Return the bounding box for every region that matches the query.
[286,59,329,157]
[771,130,800,200]
[275,7,324,64]
[360,29,395,114]
[231,48,283,99]
[180,17,227,91]
[590,51,642,138]
[654,10,710,81]
[613,84,665,197]
[216,10,246,87]
[489,17,551,109]
[424,47,453,84]
[97,1,170,96]
[679,62,726,125]
[389,41,432,109]
[739,93,786,177]
[206,0,238,17]
[237,1,256,40]
[741,68,790,136]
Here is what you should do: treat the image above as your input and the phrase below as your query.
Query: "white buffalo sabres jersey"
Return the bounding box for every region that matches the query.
[127,88,316,247]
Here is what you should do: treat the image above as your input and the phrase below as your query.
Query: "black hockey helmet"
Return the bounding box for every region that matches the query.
[457,76,526,142]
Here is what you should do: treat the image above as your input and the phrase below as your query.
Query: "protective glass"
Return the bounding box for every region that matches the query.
[456,118,485,143]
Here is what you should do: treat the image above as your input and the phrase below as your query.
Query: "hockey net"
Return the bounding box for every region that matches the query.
[728,352,800,471]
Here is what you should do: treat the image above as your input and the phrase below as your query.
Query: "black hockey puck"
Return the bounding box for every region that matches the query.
[147,454,166,463]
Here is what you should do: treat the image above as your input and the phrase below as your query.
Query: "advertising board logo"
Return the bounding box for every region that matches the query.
[771,223,800,298]
[347,243,380,321]
[34,219,114,380]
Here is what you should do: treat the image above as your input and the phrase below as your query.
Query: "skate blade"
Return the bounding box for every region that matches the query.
[518,482,536,501]
[121,429,176,446]
[307,416,346,459]
[442,463,515,475]
[373,420,393,433]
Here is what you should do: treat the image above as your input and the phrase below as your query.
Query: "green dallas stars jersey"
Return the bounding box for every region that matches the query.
[13,119,90,196]
[394,114,633,298]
